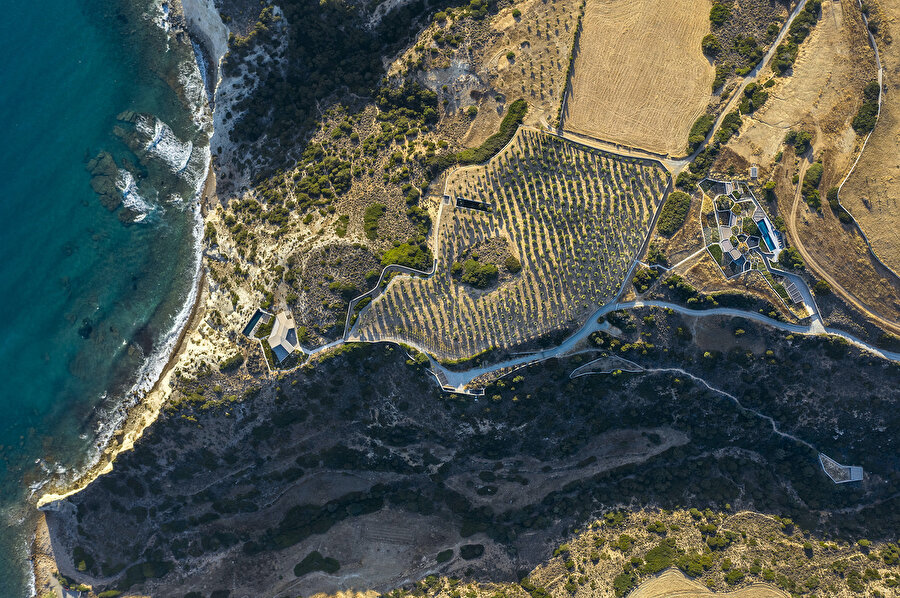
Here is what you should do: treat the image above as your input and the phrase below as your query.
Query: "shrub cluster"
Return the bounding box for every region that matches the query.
[657,191,692,236]
[451,258,499,288]
[784,129,813,155]
[428,99,528,175]
[702,33,721,56]
[801,161,824,209]
[715,110,742,144]
[363,203,386,240]
[739,82,769,114]
[852,80,880,134]
[710,2,730,25]
[773,0,822,74]
[382,241,433,271]
[778,246,804,270]
[688,114,715,151]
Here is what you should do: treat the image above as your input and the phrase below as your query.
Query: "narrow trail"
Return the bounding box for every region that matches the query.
[640,366,817,452]
[787,157,900,336]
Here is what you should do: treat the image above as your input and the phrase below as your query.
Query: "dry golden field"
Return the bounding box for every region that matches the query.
[354,129,669,359]
[726,0,874,181]
[629,569,788,598]
[838,0,900,275]
[562,0,714,156]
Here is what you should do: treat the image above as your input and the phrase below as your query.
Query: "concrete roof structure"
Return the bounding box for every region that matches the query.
[268,311,298,362]
[819,453,864,483]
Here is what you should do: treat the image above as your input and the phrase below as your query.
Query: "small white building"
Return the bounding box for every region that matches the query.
[268,312,299,362]
[750,166,759,179]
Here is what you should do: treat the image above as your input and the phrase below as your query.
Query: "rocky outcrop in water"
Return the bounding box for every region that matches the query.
[86,152,121,212]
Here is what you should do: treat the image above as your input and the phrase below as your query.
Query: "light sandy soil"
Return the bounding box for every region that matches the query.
[722,0,900,327]
[778,155,900,330]
[628,569,788,598]
[726,0,875,181]
[839,0,900,274]
[562,0,714,156]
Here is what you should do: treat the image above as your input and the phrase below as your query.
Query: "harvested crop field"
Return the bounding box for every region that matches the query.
[354,129,670,359]
[629,569,788,598]
[562,0,714,156]
[838,0,900,275]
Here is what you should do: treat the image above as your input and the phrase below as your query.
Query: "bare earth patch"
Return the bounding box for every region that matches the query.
[562,0,714,156]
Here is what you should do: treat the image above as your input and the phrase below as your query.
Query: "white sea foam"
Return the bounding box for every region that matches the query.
[115,169,154,221]
[141,118,194,173]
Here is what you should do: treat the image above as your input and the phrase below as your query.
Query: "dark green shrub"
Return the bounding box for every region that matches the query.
[460,544,484,559]
[716,110,742,144]
[219,353,244,373]
[452,259,499,288]
[504,255,522,273]
[688,114,715,150]
[294,551,340,576]
[802,161,824,209]
[382,242,432,270]
[641,539,679,574]
[657,191,692,236]
[363,203,386,240]
[852,80,880,134]
[778,246,804,270]
[702,34,721,55]
[710,2,730,25]
[785,129,813,155]
[436,549,453,563]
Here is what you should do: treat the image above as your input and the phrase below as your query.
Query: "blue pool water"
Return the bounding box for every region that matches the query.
[756,218,776,252]
[0,1,208,594]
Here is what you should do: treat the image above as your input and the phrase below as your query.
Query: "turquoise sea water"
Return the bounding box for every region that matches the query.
[0,1,207,595]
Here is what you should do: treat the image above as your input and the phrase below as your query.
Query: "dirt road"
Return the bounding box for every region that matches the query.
[788,157,900,336]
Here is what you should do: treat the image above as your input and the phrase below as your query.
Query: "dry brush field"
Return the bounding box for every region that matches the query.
[562,0,714,156]
[354,129,670,359]
[839,0,900,275]
[726,0,874,179]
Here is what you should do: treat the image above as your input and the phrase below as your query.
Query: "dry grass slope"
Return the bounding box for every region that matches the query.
[839,0,900,274]
[355,129,669,359]
[563,0,714,156]
[629,569,787,598]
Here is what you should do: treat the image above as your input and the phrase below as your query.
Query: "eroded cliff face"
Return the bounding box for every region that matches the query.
[41,312,900,597]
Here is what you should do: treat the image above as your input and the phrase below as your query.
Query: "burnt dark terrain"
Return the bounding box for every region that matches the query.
[45,310,900,597]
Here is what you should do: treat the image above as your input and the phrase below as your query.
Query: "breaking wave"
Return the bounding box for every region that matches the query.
[115,169,154,222]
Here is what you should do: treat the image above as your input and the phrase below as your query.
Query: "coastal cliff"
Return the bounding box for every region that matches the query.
[29,0,900,595]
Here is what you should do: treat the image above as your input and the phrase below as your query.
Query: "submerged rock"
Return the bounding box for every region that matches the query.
[86,151,121,211]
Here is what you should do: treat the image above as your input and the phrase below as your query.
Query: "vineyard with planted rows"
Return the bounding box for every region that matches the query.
[355,129,670,359]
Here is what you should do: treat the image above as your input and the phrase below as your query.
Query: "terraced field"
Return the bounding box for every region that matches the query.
[355,129,670,359]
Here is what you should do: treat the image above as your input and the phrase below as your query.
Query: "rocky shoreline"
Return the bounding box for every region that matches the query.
[27,0,227,592]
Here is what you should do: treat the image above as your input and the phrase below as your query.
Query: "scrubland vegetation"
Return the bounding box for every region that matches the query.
[357,130,669,358]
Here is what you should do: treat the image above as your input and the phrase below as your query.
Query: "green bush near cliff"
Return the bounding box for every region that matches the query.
[382,242,433,271]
